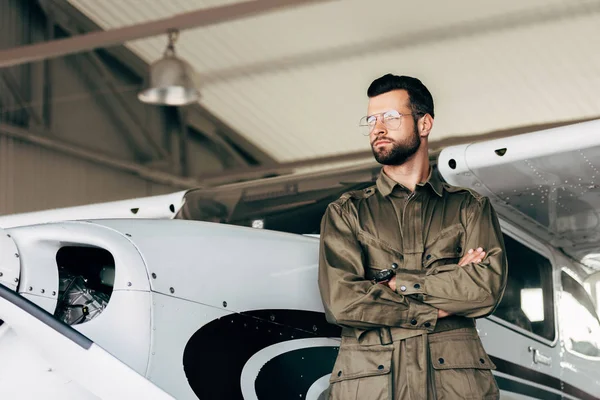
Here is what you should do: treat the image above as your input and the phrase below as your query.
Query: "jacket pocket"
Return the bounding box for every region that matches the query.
[329,344,393,400]
[423,223,465,269]
[429,332,499,400]
[358,230,404,271]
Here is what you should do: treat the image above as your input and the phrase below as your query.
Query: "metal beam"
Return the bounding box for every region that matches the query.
[177,108,189,177]
[184,111,249,168]
[163,106,191,176]
[67,53,150,162]
[83,51,169,160]
[37,0,168,160]
[0,71,43,126]
[186,103,278,167]
[43,5,55,129]
[204,129,251,168]
[38,0,280,167]
[0,122,201,189]
[0,0,333,69]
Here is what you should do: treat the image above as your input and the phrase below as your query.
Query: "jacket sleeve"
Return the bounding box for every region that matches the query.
[318,201,438,331]
[394,196,508,318]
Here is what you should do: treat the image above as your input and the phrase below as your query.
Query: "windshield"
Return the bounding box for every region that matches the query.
[175,163,380,234]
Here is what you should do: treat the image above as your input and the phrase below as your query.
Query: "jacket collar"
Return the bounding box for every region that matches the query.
[376,167,444,198]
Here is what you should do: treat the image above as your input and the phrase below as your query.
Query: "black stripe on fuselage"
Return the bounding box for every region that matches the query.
[495,376,561,399]
[255,347,340,399]
[182,309,599,400]
[182,309,341,399]
[563,381,600,400]
[491,356,561,390]
[491,356,599,400]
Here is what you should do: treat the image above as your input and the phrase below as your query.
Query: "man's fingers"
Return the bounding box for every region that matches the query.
[477,251,486,262]
[458,248,485,266]
[458,248,478,266]
[474,251,486,264]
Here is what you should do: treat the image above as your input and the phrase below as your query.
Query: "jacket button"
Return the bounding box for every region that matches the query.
[411,319,417,325]
[378,365,384,370]
[438,358,445,364]
[400,285,407,292]
[414,283,421,289]
[337,371,342,377]
[425,254,432,260]
[424,322,431,328]
[457,246,462,253]
[391,263,398,269]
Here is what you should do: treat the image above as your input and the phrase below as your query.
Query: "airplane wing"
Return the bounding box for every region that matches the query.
[0,191,188,229]
[437,119,600,264]
[0,283,174,400]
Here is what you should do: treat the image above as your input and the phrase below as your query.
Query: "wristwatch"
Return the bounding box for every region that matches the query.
[373,268,396,283]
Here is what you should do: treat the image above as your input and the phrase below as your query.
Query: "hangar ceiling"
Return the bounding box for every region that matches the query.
[2,0,599,184]
[66,0,600,165]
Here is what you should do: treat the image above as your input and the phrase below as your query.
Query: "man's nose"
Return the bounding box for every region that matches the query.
[372,118,387,136]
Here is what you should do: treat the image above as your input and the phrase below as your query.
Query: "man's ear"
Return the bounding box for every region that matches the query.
[419,114,434,138]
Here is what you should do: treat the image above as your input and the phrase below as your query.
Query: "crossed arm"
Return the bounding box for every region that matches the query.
[384,247,486,318]
[317,197,508,332]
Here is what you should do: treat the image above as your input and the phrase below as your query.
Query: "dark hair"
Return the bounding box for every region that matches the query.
[367,74,434,118]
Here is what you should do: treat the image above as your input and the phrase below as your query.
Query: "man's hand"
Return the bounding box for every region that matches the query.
[387,275,448,320]
[438,247,485,318]
[458,247,485,266]
[388,277,396,291]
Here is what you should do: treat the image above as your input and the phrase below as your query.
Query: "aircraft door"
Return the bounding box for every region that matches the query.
[478,232,562,398]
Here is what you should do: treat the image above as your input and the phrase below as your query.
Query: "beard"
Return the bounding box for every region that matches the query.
[371,126,421,166]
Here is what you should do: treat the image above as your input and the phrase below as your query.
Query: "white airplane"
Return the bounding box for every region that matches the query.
[1,119,600,399]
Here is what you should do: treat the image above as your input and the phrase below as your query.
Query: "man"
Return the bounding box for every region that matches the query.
[318,74,507,399]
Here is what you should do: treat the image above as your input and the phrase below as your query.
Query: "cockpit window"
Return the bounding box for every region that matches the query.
[560,271,600,358]
[492,234,556,341]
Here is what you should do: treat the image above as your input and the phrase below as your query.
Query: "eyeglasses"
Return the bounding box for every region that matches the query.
[359,110,420,136]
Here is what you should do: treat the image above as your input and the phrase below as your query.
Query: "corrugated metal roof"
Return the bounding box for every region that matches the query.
[67,0,600,164]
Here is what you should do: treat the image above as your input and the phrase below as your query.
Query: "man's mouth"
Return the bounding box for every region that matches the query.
[373,140,392,147]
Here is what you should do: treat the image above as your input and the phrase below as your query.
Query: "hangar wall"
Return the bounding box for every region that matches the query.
[0,0,234,215]
[0,134,176,215]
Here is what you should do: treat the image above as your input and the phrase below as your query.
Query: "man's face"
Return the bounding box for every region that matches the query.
[366,90,421,166]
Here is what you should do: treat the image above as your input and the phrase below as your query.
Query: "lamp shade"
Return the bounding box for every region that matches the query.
[138,53,200,106]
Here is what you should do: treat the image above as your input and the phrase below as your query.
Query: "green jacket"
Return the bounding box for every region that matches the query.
[318,167,508,399]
